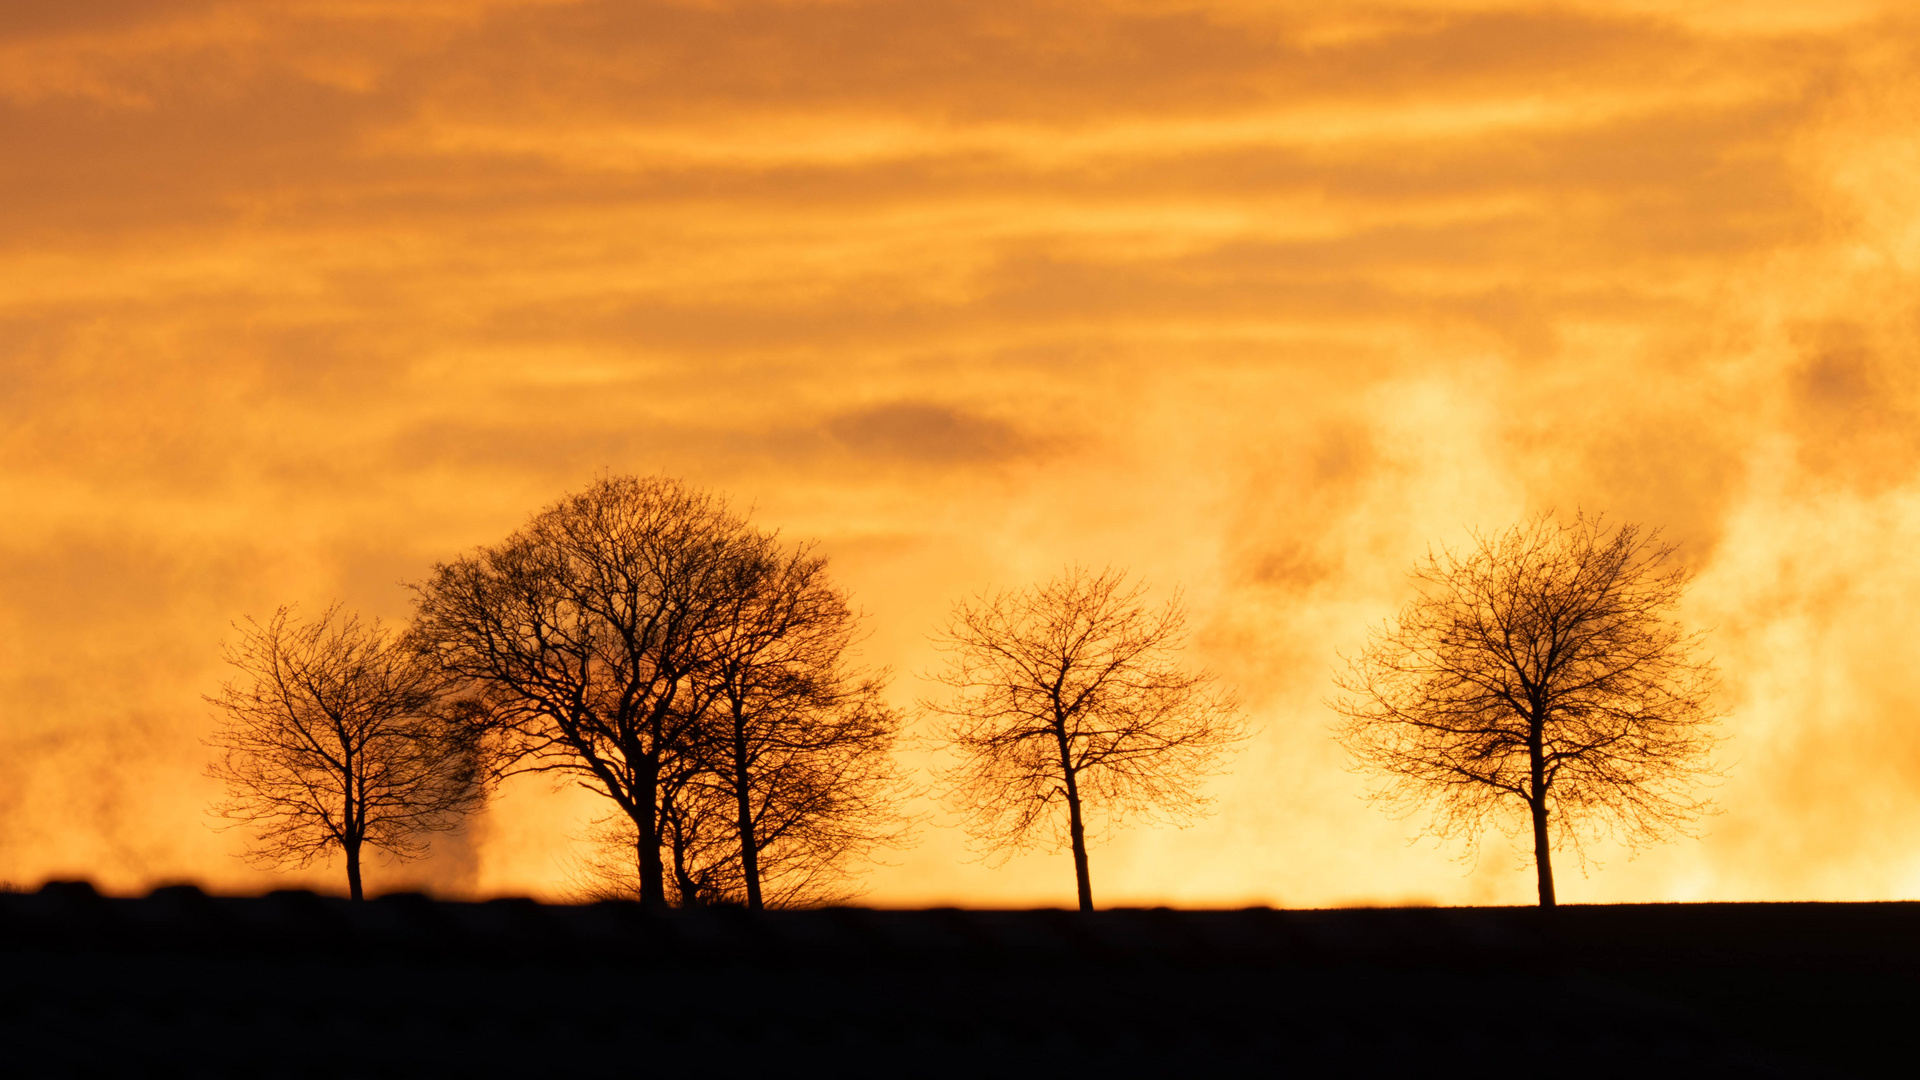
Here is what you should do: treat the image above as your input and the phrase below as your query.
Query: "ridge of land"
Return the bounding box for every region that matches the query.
[4,886,1908,1076]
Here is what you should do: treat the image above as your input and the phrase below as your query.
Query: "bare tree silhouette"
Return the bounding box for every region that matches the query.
[409,475,756,909]
[1333,513,1722,907]
[206,605,483,900]
[925,567,1244,911]
[570,539,914,909]
[694,541,913,908]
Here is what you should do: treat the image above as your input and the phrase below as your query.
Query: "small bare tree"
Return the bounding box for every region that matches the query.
[925,567,1244,911]
[1332,513,1721,907]
[206,605,483,899]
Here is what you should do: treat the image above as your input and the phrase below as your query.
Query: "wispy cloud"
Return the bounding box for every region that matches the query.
[3,0,1918,904]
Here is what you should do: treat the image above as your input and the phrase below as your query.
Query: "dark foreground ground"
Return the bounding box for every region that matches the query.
[2,886,1914,1077]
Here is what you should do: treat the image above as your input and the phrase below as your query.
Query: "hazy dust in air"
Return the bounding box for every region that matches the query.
[2,0,1918,906]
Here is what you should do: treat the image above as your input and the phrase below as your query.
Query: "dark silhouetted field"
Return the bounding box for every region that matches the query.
[3,885,1910,1076]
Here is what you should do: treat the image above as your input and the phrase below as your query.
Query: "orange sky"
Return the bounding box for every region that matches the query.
[3,0,1919,907]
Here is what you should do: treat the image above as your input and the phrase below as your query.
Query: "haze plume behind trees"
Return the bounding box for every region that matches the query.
[410,474,911,909]
[1333,513,1722,907]
[205,605,484,900]
[924,567,1245,912]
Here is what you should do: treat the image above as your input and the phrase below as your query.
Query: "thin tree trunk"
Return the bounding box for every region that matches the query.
[343,776,364,901]
[637,759,667,909]
[345,837,364,901]
[1530,799,1555,907]
[670,815,702,906]
[1064,779,1093,912]
[1054,722,1093,912]
[1528,715,1556,908]
[733,710,763,911]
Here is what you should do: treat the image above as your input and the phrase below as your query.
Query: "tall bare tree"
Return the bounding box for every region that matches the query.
[696,542,912,909]
[409,475,756,908]
[573,540,913,909]
[206,605,483,900]
[1332,513,1722,907]
[925,567,1244,912]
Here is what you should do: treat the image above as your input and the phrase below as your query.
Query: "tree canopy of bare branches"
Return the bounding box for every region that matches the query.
[206,605,483,899]
[676,541,912,908]
[924,567,1244,911]
[410,475,753,908]
[1332,513,1722,907]
[411,474,910,909]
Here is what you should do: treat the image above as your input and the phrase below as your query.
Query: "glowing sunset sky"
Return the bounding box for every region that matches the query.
[4,0,1919,906]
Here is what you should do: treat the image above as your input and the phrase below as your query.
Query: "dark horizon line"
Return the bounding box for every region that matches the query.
[14,877,1919,912]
